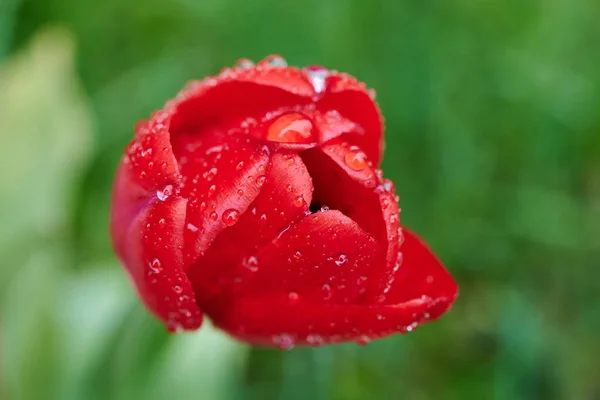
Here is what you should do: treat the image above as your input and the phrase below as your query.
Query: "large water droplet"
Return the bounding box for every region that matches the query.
[305,65,328,93]
[266,113,314,144]
[344,150,368,171]
[157,184,174,201]
[222,209,240,226]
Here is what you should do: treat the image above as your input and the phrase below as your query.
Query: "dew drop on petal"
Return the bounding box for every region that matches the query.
[306,334,324,346]
[222,209,240,226]
[266,113,314,144]
[356,335,371,346]
[208,184,217,197]
[173,284,183,294]
[243,256,259,272]
[236,161,245,171]
[186,223,198,232]
[236,58,254,69]
[344,150,368,171]
[209,211,218,222]
[265,55,287,67]
[256,175,266,187]
[335,253,348,266]
[149,258,162,273]
[285,184,292,193]
[288,292,300,305]
[199,201,207,211]
[322,283,333,300]
[305,65,328,93]
[293,196,304,208]
[157,184,173,201]
[272,333,295,350]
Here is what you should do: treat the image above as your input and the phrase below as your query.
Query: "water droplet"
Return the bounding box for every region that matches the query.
[283,154,296,165]
[236,58,254,69]
[293,196,304,207]
[381,198,390,209]
[344,150,368,171]
[209,211,218,221]
[186,223,198,232]
[158,218,166,227]
[285,184,292,192]
[426,275,434,283]
[149,258,162,273]
[367,88,377,99]
[243,256,259,272]
[208,184,217,197]
[322,283,333,300]
[199,201,207,211]
[264,55,287,67]
[236,161,245,170]
[205,167,218,181]
[222,209,240,226]
[173,284,183,294]
[157,184,174,201]
[259,213,267,224]
[288,292,300,305]
[256,175,266,186]
[376,314,384,321]
[237,189,244,196]
[356,335,371,346]
[305,65,328,93]
[141,148,153,157]
[335,253,348,266]
[320,205,330,212]
[272,333,295,350]
[293,251,302,260]
[306,334,324,346]
[266,113,314,144]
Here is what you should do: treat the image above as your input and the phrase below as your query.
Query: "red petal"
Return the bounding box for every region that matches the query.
[316,73,384,165]
[172,130,271,269]
[186,152,314,304]
[218,211,383,306]
[299,141,400,301]
[211,291,444,348]
[170,67,314,136]
[379,228,458,316]
[110,185,202,331]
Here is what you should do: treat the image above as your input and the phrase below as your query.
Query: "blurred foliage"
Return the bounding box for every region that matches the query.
[1,0,599,399]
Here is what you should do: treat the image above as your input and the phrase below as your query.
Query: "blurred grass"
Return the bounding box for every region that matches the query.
[1,0,599,399]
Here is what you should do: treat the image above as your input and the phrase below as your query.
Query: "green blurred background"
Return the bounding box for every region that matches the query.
[1,0,599,399]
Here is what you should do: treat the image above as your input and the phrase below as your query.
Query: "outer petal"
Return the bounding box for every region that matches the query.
[210,291,442,348]
[172,131,271,268]
[299,140,401,302]
[186,152,314,304]
[380,228,458,315]
[111,170,202,331]
[316,72,384,165]
[221,210,383,304]
[169,65,314,136]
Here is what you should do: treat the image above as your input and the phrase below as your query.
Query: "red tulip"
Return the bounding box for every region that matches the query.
[110,55,457,348]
